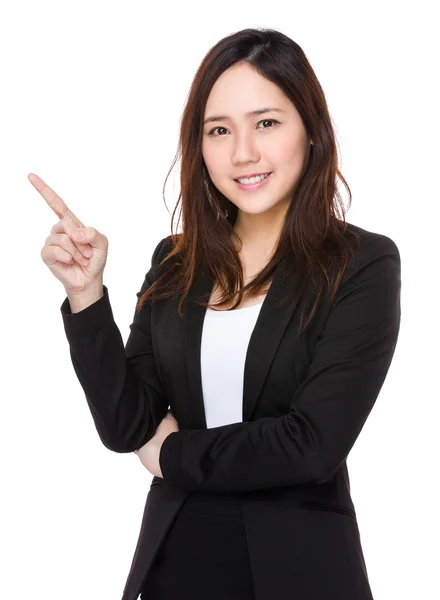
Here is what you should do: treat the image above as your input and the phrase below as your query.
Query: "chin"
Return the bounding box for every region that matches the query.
[236,205,280,217]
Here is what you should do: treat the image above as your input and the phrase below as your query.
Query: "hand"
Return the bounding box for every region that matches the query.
[29,172,109,295]
[134,410,180,478]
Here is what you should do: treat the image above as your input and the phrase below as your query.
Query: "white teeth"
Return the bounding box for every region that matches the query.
[237,172,270,184]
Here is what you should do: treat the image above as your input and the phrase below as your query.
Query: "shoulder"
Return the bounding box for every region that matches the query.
[331,221,402,299]
[343,220,400,270]
[344,220,400,257]
[150,234,182,278]
[151,234,180,260]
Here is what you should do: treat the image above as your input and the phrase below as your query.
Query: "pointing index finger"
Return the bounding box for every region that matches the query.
[28,173,84,227]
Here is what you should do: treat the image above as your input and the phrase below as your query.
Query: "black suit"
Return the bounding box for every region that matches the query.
[60,221,401,600]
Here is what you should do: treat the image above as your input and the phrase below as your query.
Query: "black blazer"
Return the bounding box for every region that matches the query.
[60,221,401,600]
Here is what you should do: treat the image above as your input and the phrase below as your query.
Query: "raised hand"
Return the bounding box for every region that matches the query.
[30,173,109,294]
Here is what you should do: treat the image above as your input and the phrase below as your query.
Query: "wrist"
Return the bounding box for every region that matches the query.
[67,281,104,313]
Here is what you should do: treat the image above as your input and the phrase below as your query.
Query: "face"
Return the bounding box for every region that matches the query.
[202,62,312,233]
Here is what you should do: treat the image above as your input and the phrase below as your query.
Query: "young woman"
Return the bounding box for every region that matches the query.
[34,27,401,600]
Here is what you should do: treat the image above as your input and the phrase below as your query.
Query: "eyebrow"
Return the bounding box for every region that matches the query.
[203,106,285,126]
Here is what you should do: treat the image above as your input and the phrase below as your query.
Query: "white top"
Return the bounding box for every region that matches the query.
[200,301,264,429]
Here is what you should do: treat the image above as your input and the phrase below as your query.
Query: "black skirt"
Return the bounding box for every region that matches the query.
[140,491,256,600]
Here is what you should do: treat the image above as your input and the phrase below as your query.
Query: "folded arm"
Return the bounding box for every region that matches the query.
[159,236,401,493]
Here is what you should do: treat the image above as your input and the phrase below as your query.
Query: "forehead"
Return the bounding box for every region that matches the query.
[204,63,290,116]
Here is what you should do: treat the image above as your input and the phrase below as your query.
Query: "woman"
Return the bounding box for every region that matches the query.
[33,28,401,600]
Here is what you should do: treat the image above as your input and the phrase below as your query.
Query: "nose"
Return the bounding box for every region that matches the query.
[231,131,261,166]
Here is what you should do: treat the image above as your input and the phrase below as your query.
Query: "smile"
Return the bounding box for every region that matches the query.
[234,172,273,191]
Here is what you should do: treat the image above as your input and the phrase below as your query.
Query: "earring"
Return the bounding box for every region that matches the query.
[203,168,228,220]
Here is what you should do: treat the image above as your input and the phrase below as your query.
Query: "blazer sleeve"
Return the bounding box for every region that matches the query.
[159,234,401,493]
[60,236,171,452]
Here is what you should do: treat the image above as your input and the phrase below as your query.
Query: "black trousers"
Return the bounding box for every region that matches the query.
[140,491,256,600]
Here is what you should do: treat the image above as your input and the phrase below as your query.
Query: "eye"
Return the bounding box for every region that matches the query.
[207,118,280,137]
[256,118,280,130]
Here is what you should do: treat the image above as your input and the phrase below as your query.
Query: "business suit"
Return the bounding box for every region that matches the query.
[60,220,401,599]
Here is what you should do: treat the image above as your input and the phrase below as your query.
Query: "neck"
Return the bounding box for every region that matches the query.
[232,207,286,255]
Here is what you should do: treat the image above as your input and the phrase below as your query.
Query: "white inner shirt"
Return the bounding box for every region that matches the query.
[200,302,264,429]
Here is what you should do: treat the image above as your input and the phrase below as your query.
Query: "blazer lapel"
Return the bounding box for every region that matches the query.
[183,254,304,428]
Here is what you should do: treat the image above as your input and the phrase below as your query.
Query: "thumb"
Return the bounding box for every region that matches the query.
[72,227,107,250]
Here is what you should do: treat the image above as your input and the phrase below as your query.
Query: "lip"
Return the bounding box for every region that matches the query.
[233,171,271,180]
[234,171,273,191]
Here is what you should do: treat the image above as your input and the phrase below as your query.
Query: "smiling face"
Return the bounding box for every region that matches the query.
[201,62,312,230]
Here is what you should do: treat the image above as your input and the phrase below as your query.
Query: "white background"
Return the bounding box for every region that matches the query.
[1,1,438,598]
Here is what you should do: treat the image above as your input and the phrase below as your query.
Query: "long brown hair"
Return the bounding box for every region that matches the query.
[137,27,361,335]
